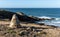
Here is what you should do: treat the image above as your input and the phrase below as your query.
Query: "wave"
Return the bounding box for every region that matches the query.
[37,16,60,20]
[37,16,60,26]
[37,16,52,19]
[55,18,60,20]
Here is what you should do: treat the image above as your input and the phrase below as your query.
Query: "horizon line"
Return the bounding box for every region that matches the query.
[0,7,60,8]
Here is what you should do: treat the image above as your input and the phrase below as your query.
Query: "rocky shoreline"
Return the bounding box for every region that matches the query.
[0,10,55,22]
[0,10,60,37]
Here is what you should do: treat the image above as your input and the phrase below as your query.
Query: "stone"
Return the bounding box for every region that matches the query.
[9,14,21,28]
[16,12,26,16]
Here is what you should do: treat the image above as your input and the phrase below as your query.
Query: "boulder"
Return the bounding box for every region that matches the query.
[9,14,21,28]
[16,12,26,16]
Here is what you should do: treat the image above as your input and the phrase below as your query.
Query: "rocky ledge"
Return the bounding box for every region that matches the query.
[0,10,40,23]
[0,10,55,23]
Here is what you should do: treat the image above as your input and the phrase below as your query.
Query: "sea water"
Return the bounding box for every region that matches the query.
[0,8,60,26]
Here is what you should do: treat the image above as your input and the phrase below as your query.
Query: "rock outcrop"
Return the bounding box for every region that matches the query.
[0,10,40,23]
[9,14,21,28]
[0,10,55,23]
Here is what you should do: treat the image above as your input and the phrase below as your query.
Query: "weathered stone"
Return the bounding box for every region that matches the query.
[9,14,21,28]
[16,12,26,16]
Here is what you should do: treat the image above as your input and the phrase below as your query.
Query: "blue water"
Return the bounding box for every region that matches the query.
[0,8,60,17]
[0,8,60,26]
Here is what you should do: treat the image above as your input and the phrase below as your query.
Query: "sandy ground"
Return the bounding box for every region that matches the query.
[0,21,10,25]
[0,20,56,29]
[20,23,55,29]
[0,20,60,37]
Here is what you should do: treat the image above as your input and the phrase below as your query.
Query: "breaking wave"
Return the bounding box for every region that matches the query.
[37,16,60,26]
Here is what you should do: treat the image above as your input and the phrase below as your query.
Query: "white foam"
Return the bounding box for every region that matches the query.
[52,21,60,23]
[37,22,45,23]
[36,16,60,26]
[55,18,60,20]
[37,16,60,20]
[37,16,52,19]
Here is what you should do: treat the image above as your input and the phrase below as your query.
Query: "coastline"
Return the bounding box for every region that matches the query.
[0,10,60,37]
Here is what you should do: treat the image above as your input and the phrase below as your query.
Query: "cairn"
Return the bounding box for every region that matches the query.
[9,14,21,28]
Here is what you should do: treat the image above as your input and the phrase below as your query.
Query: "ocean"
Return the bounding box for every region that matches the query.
[1,8,60,26]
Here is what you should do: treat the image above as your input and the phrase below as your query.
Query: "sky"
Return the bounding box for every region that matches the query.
[0,0,60,8]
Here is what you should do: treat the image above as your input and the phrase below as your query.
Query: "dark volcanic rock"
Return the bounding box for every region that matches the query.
[0,10,15,19]
[0,10,40,22]
[16,12,40,22]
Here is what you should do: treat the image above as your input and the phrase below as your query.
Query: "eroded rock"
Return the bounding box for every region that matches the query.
[9,14,21,28]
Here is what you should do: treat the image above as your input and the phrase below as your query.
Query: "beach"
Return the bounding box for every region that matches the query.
[0,19,60,37]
